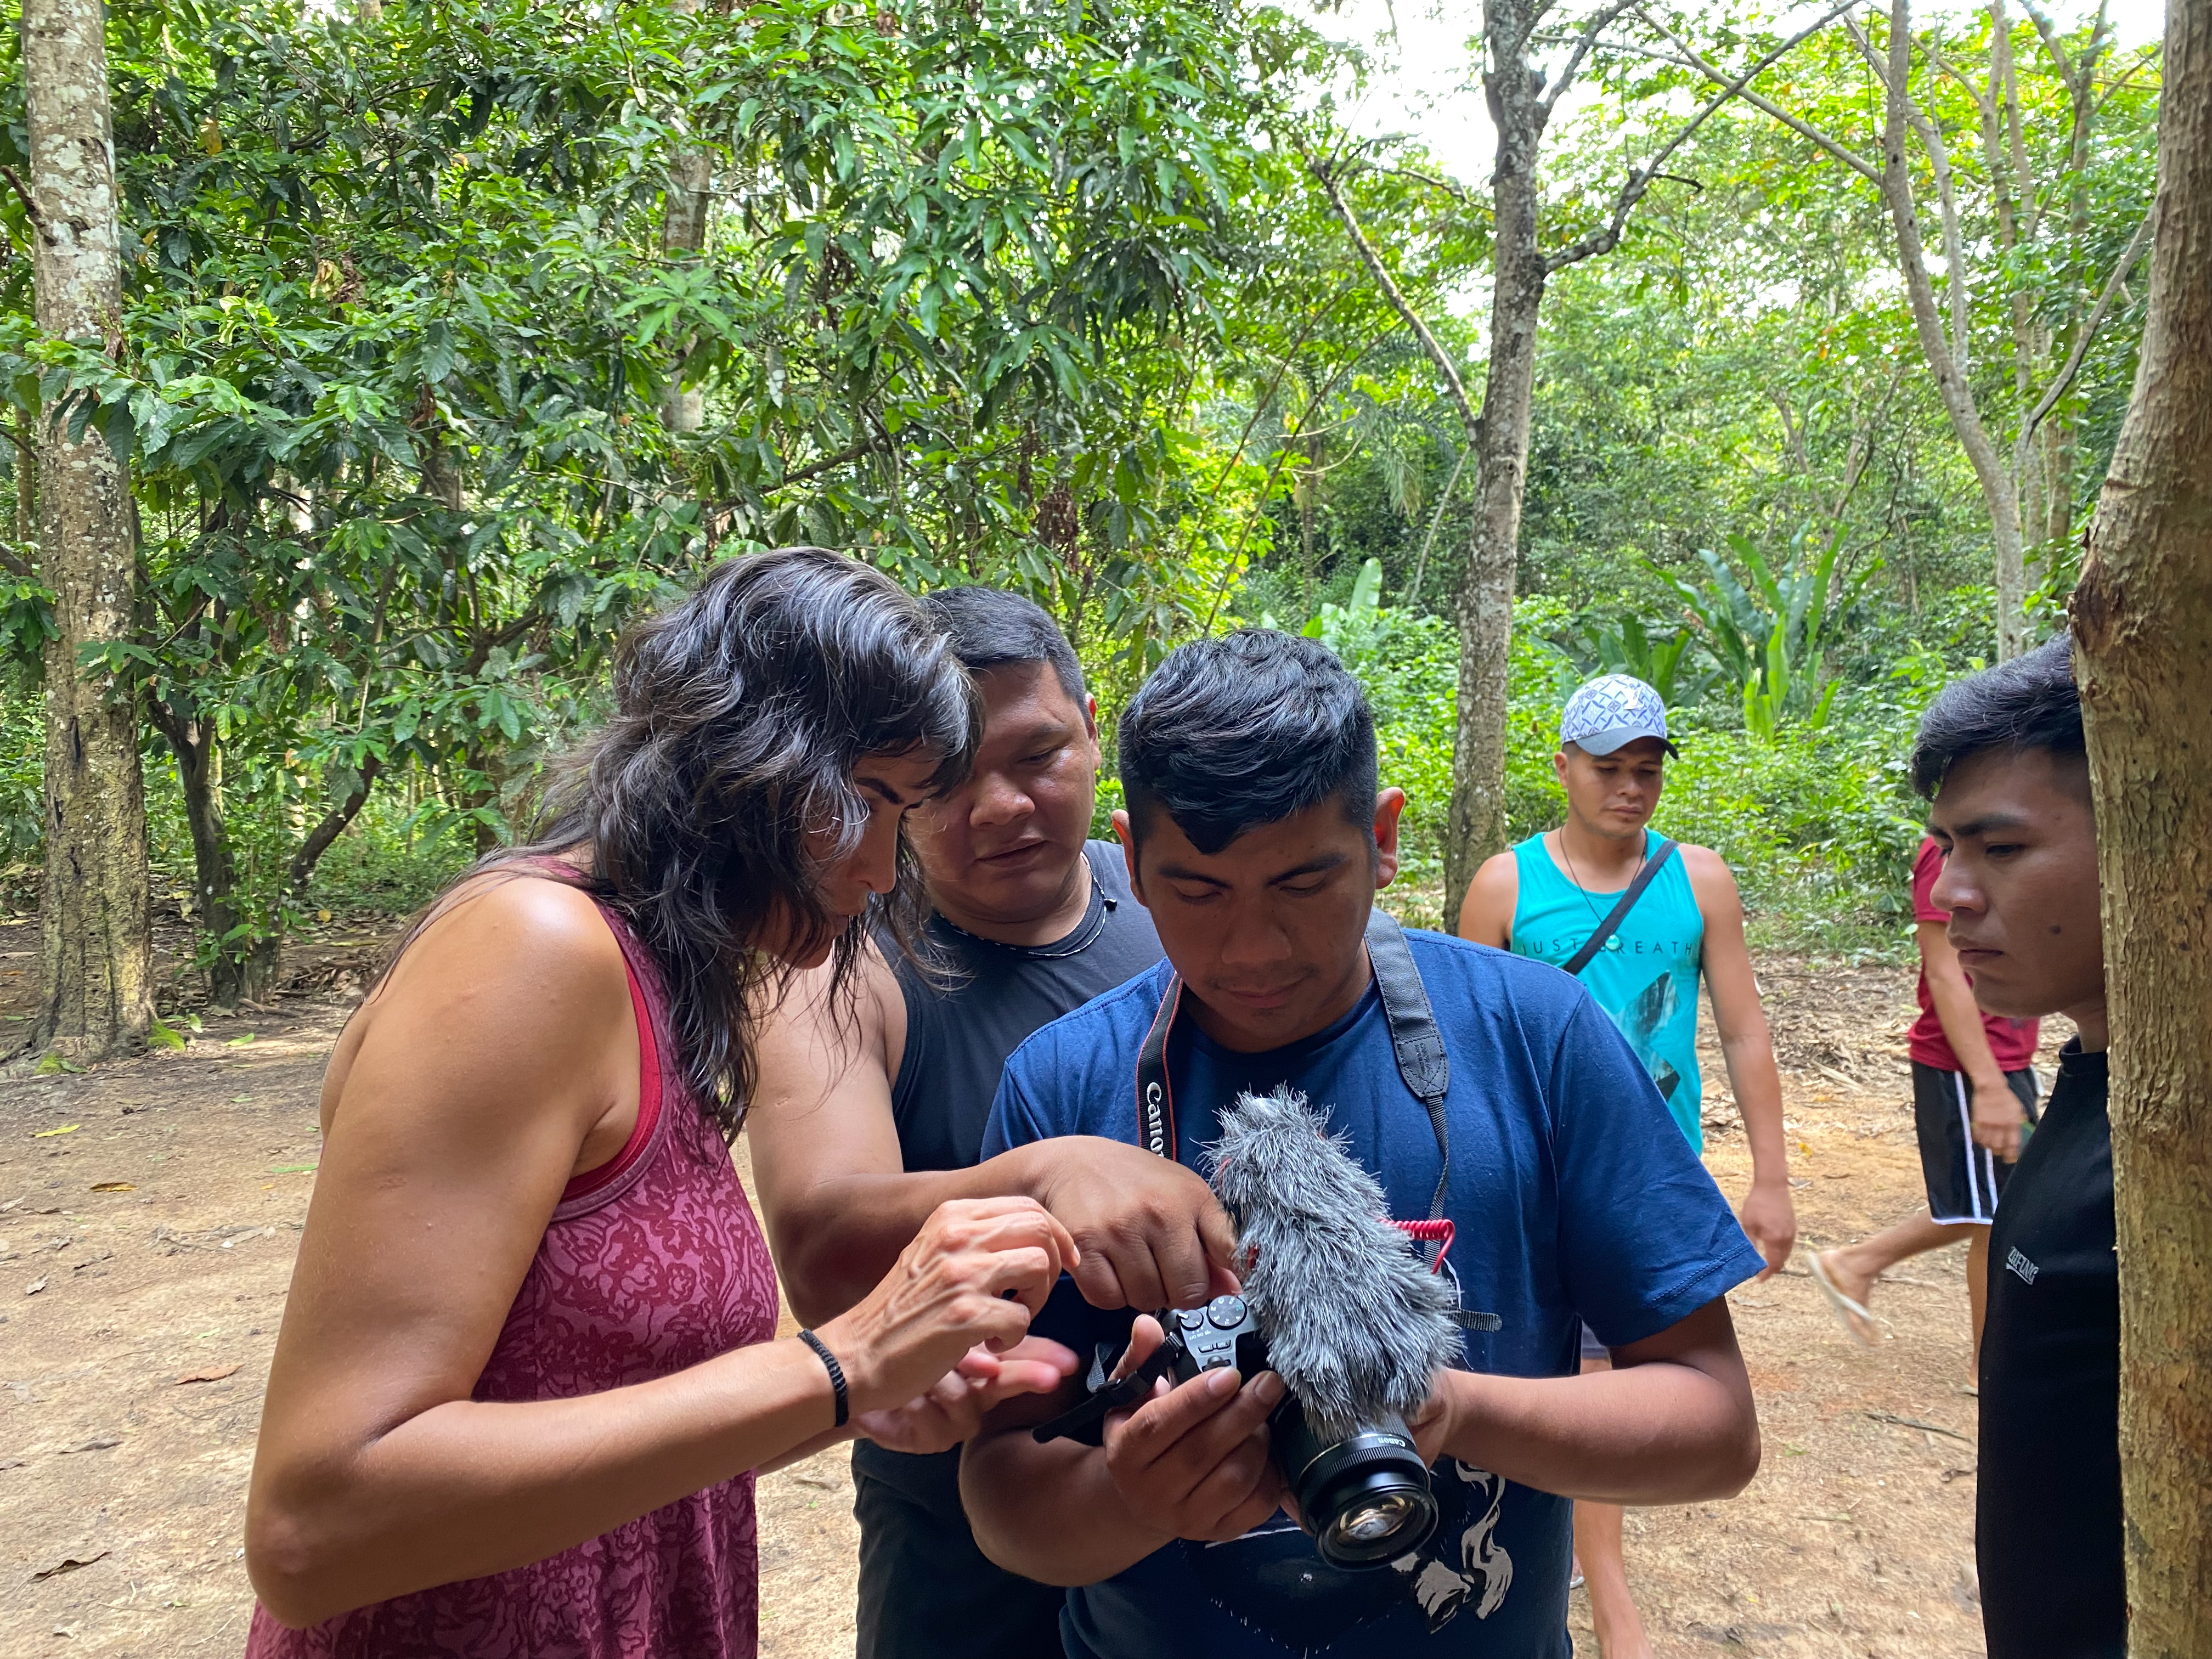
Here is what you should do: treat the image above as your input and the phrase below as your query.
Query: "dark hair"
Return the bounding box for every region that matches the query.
[1118,629,1378,855]
[1911,632,2085,799]
[921,585,1087,706]
[386,548,979,1139]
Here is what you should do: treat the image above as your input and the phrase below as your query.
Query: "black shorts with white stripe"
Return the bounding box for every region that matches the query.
[1911,1060,2040,1225]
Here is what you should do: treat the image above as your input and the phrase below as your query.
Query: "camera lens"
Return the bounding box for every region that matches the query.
[1272,1404,1439,1570]
[1333,1491,1421,1547]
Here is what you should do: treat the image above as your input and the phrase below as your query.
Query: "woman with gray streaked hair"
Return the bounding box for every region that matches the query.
[241,547,1079,1659]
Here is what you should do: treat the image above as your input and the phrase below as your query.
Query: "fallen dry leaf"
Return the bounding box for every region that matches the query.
[24,1277,46,1295]
[30,1551,109,1582]
[30,1124,79,1139]
[57,1437,121,1455]
[89,1182,136,1193]
[174,1364,241,1385]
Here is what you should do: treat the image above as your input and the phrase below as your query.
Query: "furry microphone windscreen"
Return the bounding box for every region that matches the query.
[1204,1086,1461,1441]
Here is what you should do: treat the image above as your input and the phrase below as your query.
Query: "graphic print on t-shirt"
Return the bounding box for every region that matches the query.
[1180,1462,1516,1646]
[1621,971,1681,1100]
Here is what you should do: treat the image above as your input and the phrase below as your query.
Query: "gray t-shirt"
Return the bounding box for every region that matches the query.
[884,839,1164,1173]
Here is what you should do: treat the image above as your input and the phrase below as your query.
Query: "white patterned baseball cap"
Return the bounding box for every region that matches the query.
[1559,674,1679,758]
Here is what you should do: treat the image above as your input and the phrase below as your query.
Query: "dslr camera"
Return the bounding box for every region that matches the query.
[1039,1294,1439,1570]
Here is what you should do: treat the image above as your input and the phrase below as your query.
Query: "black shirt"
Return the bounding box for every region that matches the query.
[1977,1040,2124,1659]
[856,839,1163,1511]
[883,839,1164,1172]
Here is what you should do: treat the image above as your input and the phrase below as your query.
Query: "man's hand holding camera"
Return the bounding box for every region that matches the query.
[1100,1313,1290,1543]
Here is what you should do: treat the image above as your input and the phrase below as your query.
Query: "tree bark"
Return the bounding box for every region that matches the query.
[2070,0,2212,1644]
[1446,0,1550,919]
[25,0,153,1058]
[146,699,249,1008]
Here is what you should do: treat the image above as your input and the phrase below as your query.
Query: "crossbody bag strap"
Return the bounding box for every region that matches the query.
[1560,837,1678,978]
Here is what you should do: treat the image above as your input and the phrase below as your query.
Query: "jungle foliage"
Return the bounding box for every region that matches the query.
[0,0,2161,998]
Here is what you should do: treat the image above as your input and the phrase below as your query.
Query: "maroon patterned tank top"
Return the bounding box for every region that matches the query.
[246,889,780,1658]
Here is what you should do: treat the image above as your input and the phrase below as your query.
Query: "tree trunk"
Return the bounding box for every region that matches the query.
[658,147,711,433]
[24,0,153,1058]
[236,755,382,1002]
[2070,0,2212,1644]
[147,701,250,1008]
[1446,1,1549,919]
[659,0,711,434]
[1876,0,2031,659]
[12,442,31,554]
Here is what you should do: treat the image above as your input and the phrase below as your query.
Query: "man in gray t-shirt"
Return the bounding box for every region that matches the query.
[752,588,1219,1659]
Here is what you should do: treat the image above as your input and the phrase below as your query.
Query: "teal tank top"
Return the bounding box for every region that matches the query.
[1509,830,1707,1148]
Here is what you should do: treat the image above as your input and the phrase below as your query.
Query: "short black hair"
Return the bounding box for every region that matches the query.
[921,585,1086,706]
[1118,629,1378,855]
[1911,632,2085,799]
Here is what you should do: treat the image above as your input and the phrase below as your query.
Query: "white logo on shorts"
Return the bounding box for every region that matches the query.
[2006,1247,2040,1285]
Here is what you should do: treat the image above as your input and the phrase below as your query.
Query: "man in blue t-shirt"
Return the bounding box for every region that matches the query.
[959,630,1767,1659]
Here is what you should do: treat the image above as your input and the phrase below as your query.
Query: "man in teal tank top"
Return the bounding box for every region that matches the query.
[1458,674,1794,1659]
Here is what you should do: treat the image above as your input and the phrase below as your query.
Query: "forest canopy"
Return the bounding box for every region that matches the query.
[0,0,2159,1013]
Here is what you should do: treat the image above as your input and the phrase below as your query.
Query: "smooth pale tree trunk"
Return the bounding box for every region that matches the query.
[1875,0,2032,660]
[2071,0,2212,1645]
[12,444,32,552]
[659,0,710,434]
[25,0,153,1057]
[658,148,710,434]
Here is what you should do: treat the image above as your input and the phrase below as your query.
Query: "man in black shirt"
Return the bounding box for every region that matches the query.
[752,587,1227,1658]
[1910,633,2121,1658]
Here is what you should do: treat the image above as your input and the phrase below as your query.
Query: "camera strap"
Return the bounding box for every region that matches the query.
[1133,909,1459,1249]
[1135,910,1444,1170]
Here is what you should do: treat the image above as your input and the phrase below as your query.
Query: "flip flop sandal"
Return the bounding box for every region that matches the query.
[1805,1249,1886,1348]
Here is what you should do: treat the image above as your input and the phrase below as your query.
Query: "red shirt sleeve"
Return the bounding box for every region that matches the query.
[1911,837,1947,924]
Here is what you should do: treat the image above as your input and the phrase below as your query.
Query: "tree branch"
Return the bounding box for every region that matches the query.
[2017,205,2154,447]
[1348,152,1486,206]
[1635,8,1883,184]
[1847,12,1974,373]
[774,435,878,489]
[1199,318,1402,634]
[0,165,45,235]
[1548,0,1861,273]
[1305,152,1481,448]
[1541,0,1644,119]
[460,612,536,678]
[287,755,383,896]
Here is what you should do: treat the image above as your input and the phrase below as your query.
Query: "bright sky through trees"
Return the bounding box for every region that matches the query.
[1321,0,2165,210]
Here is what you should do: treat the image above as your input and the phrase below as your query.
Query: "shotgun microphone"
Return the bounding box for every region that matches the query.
[1201,1085,1464,1566]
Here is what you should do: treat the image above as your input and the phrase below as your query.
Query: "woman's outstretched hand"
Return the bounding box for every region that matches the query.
[854,1338,1081,1455]
[817,1197,1077,1419]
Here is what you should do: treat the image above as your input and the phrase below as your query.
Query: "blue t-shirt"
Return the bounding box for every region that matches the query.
[979,928,1763,1659]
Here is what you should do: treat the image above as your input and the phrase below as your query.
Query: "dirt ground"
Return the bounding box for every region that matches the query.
[0,919,2068,1658]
